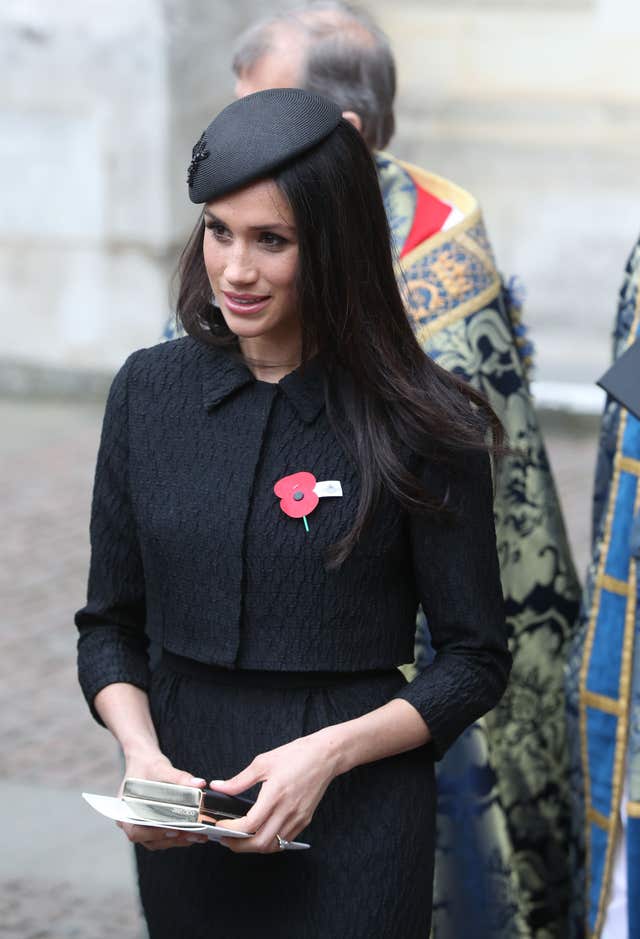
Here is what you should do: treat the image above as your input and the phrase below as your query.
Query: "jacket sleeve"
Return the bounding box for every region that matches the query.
[393,447,511,759]
[75,353,149,724]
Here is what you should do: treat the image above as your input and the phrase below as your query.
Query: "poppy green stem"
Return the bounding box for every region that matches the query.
[303,516,309,533]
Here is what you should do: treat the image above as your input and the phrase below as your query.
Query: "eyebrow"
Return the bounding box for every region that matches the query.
[203,209,295,232]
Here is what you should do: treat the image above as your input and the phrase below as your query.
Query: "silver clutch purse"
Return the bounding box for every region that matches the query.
[122,777,254,828]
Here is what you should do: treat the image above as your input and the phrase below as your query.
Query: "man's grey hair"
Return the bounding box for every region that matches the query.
[232,2,396,150]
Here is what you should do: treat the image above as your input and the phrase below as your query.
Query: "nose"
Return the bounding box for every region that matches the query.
[224,244,258,287]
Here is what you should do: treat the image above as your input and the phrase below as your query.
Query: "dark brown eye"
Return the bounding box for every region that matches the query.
[206,222,230,240]
[260,232,286,248]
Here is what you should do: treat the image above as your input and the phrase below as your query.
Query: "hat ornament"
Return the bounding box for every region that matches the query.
[187,132,210,188]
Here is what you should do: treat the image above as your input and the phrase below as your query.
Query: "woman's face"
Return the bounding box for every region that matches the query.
[203,178,300,346]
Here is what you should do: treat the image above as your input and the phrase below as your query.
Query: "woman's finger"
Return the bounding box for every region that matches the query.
[164,769,207,788]
[209,758,264,796]
[119,761,206,799]
[220,823,284,855]
[147,831,209,851]
[119,822,208,849]
[215,782,279,836]
[220,805,296,855]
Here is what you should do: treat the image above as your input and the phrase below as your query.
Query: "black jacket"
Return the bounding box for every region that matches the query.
[76,337,510,758]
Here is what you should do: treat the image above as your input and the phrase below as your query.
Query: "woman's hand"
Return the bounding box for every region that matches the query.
[116,748,209,852]
[209,732,341,854]
[209,700,430,855]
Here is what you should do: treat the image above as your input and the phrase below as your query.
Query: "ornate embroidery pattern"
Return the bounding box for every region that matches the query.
[404,227,499,327]
[413,302,581,938]
[376,151,417,256]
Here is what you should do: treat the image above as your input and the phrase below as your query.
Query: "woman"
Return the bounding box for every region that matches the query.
[76,88,511,938]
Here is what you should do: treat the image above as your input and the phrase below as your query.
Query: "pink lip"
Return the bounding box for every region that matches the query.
[222,291,271,315]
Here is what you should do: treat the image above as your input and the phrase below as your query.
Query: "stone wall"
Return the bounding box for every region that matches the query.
[1,0,638,386]
[0,0,256,376]
[1,1,172,371]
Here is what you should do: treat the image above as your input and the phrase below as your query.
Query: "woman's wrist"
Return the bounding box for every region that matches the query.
[310,699,431,778]
[93,682,160,760]
[121,736,163,763]
[309,723,357,777]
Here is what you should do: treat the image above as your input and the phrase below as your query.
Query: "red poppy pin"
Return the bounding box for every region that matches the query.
[274,472,342,533]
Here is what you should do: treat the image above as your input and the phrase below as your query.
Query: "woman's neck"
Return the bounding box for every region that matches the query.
[238,334,303,383]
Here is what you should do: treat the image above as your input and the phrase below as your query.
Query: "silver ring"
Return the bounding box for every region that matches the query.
[276,834,288,851]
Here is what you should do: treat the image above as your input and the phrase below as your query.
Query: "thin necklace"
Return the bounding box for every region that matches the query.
[242,356,300,369]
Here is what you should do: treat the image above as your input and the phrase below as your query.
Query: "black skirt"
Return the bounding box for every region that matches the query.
[136,652,436,939]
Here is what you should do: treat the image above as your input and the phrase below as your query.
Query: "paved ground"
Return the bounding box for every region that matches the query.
[0,394,600,938]
[0,398,145,938]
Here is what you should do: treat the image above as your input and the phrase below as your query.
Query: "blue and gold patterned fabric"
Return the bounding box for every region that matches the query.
[164,152,582,938]
[567,235,640,939]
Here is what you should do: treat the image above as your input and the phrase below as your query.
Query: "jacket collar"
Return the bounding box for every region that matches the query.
[278,354,325,424]
[199,340,325,425]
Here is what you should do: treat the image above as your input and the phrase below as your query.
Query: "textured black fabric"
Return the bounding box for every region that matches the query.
[137,654,436,939]
[75,336,510,758]
[188,88,342,204]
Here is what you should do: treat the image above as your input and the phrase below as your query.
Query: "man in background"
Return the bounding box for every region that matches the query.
[168,5,582,936]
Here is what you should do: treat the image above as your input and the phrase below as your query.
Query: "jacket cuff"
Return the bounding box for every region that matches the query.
[78,630,150,727]
[393,678,456,761]
[392,653,509,760]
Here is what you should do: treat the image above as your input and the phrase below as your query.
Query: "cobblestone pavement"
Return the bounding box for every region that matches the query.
[0,398,144,938]
[0,399,122,793]
[0,395,600,938]
[1,881,144,939]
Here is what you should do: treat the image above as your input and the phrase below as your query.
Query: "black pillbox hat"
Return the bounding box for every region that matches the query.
[187,88,343,204]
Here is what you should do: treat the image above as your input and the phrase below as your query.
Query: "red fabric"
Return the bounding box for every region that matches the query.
[400,184,452,259]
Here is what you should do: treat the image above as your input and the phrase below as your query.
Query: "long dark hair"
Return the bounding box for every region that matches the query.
[176,119,503,566]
